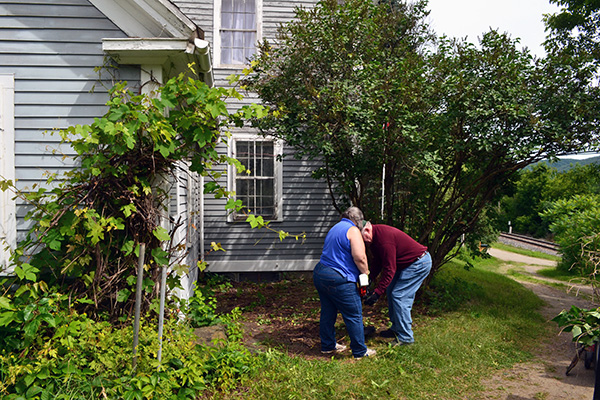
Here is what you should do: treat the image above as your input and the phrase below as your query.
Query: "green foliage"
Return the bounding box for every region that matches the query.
[497,162,600,238]
[245,0,600,284]
[541,194,600,274]
[0,68,265,321]
[546,0,600,68]
[553,305,600,347]
[0,287,254,399]
[181,286,219,328]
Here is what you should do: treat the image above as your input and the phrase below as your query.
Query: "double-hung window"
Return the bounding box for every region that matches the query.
[229,138,282,221]
[215,0,261,66]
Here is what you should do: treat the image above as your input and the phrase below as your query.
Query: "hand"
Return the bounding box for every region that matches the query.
[364,292,380,306]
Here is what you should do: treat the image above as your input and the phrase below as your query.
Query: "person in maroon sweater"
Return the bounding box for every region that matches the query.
[361,222,432,345]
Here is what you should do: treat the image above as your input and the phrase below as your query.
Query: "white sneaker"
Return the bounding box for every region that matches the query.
[321,343,347,354]
[355,348,376,359]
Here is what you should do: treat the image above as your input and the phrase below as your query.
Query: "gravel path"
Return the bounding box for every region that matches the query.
[480,248,598,400]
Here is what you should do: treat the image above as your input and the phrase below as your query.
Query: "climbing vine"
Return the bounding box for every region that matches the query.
[0,68,266,322]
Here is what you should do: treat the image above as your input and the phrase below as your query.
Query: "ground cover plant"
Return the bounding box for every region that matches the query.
[0,290,254,399]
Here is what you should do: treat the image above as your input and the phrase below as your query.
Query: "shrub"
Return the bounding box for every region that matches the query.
[541,194,600,275]
[0,291,254,399]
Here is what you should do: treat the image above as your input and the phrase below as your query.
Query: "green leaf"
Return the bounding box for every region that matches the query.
[117,289,131,303]
[86,219,105,244]
[153,226,171,242]
[0,296,14,310]
[122,240,135,255]
[121,204,137,218]
[23,318,41,339]
[151,247,170,266]
[0,311,16,326]
[24,374,36,387]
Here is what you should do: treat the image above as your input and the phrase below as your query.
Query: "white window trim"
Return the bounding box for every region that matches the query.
[0,75,16,272]
[227,135,283,222]
[213,0,263,68]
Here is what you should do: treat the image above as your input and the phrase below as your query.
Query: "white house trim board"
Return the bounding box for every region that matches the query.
[89,0,200,39]
[0,75,16,271]
[207,259,318,272]
[103,38,214,87]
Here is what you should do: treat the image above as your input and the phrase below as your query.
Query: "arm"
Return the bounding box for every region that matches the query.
[347,226,369,275]
[373,243,397,296]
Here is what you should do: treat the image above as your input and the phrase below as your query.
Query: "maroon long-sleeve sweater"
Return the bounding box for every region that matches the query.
[368,224,427,296]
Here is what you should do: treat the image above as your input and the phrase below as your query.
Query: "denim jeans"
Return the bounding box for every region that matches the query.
[313,262,367,357]
[386,252,432,343]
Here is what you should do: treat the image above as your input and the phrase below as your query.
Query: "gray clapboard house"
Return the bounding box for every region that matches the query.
[0,0,337,295]
[0,0,212,298]
[173,0,338,278]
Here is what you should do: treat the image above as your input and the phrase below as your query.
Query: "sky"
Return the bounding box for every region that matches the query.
[425,0,560,58]
[426,0,600,160]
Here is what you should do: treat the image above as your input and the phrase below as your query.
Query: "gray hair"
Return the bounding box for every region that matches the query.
[342,206,364,230]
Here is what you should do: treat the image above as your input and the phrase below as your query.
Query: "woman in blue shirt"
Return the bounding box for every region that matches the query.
[313,207,376,358]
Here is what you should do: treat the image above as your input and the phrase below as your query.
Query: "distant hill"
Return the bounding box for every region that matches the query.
[532,156,600,172]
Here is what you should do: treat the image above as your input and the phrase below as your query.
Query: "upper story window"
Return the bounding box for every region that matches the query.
[229,137,283,221]
[215,0,262,67]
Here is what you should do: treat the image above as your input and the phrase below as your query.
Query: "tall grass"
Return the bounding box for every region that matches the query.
[226,259,547,400]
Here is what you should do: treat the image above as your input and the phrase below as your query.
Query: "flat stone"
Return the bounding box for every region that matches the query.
[193,325,227,346]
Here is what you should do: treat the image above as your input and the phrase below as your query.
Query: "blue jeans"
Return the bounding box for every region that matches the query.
[313,262,367,357]
[387,252,432,343]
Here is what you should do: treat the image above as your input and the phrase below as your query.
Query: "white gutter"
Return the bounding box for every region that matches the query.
[103,38,214,87]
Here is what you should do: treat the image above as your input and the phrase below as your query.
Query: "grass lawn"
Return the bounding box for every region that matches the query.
[211,257,548,400]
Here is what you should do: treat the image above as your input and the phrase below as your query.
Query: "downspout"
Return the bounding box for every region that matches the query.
[186,38,214,88]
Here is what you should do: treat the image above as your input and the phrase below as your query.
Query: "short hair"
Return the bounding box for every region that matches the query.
[342,207,364,230]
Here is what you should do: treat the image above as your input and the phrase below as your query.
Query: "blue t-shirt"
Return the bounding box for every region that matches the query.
[319,218,360,282]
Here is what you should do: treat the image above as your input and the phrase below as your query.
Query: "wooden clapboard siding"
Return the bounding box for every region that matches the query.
[0,0,140,240]
[171,0,336,272]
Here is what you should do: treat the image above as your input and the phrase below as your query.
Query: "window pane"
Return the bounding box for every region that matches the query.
[222,30,232,48]
[222,11,233,29]
[263,155,274,177]
[259,179,274,197]
[232,42,245,64]
[233,0,244,14]
[222,0,233,12]
[236,141,251,170]
[244,12,255,29]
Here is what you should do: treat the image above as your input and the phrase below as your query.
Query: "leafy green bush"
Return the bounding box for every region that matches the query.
[553,305,600,347]
[0,69,264,322]
[0,291,254,399]
[541,194,600,275]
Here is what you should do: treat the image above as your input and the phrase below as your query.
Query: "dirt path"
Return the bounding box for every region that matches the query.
[481,248,598,400]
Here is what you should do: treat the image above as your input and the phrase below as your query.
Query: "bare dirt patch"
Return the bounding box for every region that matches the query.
[213,274,395,359]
